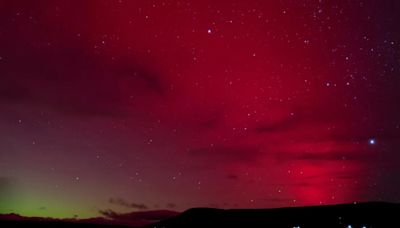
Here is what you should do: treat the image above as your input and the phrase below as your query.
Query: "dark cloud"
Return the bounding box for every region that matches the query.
[254,116,299,133]
[226,174,239,180]
[253,104,361,135]
[0,18,167,118]
[113,57,166,96]
[99,209,179,226]
[166,203,177,209]
[300,171,357,181]
[274,151,366,163]
[109,198,148,210]
[196,110,224,129]
[188,145,263,163]
[293,152,362,161]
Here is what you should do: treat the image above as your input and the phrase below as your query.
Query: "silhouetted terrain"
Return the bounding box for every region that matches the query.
[148,202,400,228]
[1,202,399,227]
[0,210,179,227]
[0,219,129,228]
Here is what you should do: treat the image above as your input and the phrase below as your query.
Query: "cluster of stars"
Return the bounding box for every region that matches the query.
[0,0,399,219]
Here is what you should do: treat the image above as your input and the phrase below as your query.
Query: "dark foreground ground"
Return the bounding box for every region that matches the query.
[1,202,399,228]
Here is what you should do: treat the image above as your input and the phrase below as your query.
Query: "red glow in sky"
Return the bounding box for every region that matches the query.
[0,0,399,218]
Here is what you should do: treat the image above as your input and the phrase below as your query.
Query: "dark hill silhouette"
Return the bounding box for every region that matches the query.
[0,218,128,228]
[0,210,178,227]
[147,202,400,228]
[1,202,399,227]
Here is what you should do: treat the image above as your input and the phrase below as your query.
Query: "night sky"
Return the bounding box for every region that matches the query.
[1,0,400,219]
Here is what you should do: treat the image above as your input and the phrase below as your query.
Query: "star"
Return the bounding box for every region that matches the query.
[369,138,376,145]
[1,0,399,219]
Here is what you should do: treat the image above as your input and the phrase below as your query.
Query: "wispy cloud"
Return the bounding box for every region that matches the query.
[109,198,148,210]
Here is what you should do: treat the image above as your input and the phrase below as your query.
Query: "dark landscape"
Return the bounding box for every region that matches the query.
[1,202,399,228]
[1,1,400,228]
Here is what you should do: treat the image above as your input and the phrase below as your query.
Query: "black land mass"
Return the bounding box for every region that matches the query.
[148,202,400,228]
[0,219,130,228]
[1,202,399,228]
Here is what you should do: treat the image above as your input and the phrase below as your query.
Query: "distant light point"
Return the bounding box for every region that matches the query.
[207,29,212,34]
[369,138,376,145]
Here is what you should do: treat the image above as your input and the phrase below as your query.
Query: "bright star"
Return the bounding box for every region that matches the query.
[369,138,376,145]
